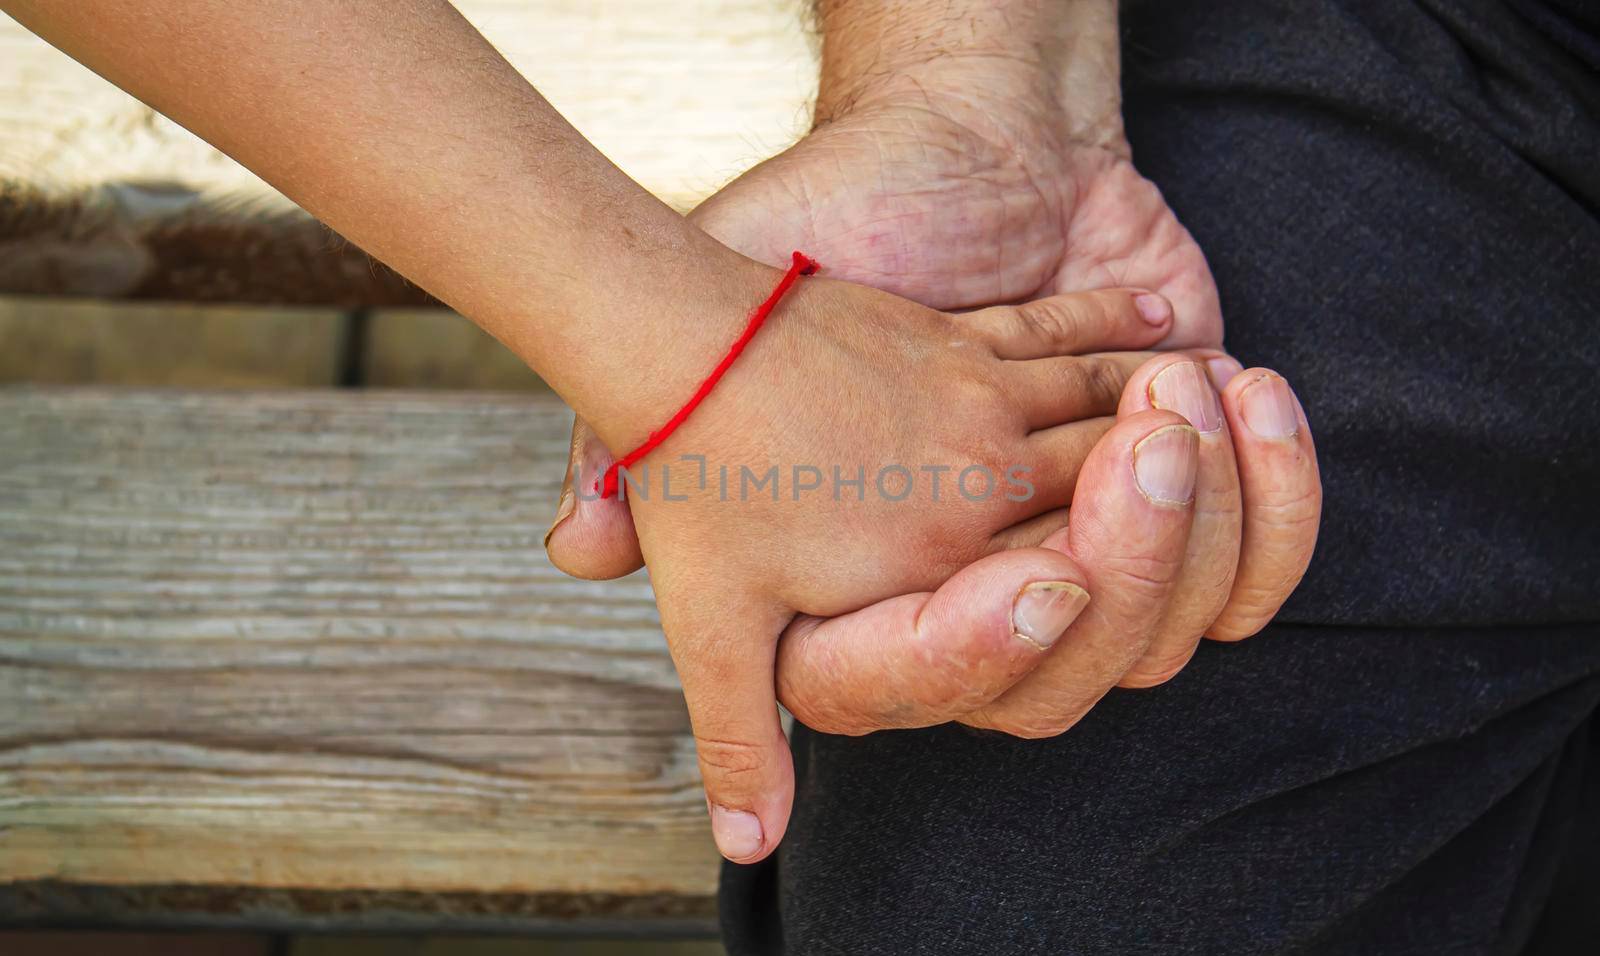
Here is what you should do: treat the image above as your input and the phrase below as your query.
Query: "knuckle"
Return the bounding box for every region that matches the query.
[694,735,771,780]
[919,663,1006,718]
[1252,478,1324,526]
[1073,357,1131,412]
[781,696,880,738]
[1211,576,1307,641]
[1223,582,1296,623]
[1120,646,1199,688]
[970,702,1090,739]
[1208,624,1262,643]
[1208,611,1271,642]
[1238,520,1319,592]
[1101,551,1186,596]
[1019,298,1089,347]
[956,372,1011,416]
[1121,667,1181,689]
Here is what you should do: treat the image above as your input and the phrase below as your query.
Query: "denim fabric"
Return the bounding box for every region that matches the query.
[720,1,1600,952]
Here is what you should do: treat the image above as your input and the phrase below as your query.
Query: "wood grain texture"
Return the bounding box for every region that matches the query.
[0,388,717,920]
[0,1,818,304]
[0,296,348,387]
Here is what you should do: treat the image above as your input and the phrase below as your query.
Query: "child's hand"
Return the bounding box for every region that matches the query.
[574,271,1181,863]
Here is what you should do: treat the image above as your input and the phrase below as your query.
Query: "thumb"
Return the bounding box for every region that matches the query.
[543,415,645,580]
[962,288,1174,360]
[657,587,795,865]
[775,547,1091,734]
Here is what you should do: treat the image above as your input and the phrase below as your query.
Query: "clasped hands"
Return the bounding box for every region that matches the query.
[0,0,1322,873]
[546,77,1321,864]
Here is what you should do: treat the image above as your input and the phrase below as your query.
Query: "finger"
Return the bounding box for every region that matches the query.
[1208,369,1322,641]
[656,586,795,864]
[543,415,645,580]
[1002,416,1114,514]
[965,411,1199,738]
[1115,356,1243,687]
[775,548,1091,735]
[1012,351,1158,430]
[987,507,1072,552]
[964,289,1173,360]
[1194,349,1245,391]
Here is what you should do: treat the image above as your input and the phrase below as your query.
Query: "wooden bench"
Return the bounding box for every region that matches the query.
[0,0,824,936]
[0,388,726,935]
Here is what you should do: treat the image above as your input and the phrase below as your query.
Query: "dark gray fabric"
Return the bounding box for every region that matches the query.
[720,1,1600,953]
[1144,0,1600,626]
[727,631,1600,955]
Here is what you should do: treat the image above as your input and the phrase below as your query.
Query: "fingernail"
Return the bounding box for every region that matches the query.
[709,805,764,861]
[1134,293,1171,326]
[1240,373,1300,440]
[1206,356,1244,390]
[1133,424,1199,505]
[1012,581,1090,651]
[1149,362,1223,434]
[542,485,575,550]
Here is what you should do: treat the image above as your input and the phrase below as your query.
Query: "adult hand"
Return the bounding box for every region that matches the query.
[546,57,1222,574]
[576,271,1178,863]
[768,354,1321,738]
[695,75,1220,345]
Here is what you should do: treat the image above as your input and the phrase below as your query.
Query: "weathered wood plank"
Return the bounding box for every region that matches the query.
[0,1,817,304]
[0,388,717,929]
[362,310,548,392]
[0,296,349,387]
[0,882,717,937]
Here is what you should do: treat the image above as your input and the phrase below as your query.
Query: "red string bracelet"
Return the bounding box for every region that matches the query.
[598,251,819,499]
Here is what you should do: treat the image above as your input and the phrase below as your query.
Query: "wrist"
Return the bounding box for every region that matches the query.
[813,0,1126,155]
[538,236,786,455]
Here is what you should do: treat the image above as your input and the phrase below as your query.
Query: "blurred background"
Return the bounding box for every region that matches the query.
[1,2,817,953]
